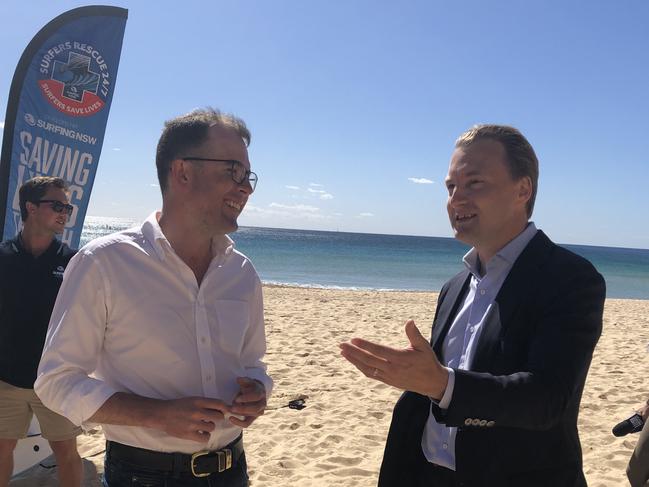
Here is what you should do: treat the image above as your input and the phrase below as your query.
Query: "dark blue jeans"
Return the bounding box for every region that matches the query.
[102,451,249,487]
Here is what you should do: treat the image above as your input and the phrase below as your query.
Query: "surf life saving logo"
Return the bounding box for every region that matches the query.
[37,42,112,117]
[52,265,66,278]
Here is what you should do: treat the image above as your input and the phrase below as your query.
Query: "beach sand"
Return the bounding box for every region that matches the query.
[11,286,649,486]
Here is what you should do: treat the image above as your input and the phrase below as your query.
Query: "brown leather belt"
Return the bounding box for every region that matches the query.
[106,435,244,478]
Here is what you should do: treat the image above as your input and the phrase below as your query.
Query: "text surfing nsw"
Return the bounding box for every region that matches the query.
[9,40,116,243]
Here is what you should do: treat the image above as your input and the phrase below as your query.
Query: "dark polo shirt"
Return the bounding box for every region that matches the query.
[0,235,76,389]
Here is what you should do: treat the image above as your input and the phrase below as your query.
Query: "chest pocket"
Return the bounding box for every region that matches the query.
[214,299,249,355]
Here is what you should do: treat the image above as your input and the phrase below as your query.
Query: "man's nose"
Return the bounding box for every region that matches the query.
[449,186,466,206]
[238,178,254,195]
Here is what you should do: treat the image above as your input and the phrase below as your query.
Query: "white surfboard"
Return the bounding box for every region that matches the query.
[12,417,52,477]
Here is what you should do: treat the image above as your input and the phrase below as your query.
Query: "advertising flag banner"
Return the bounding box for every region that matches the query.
[0,6,128,247]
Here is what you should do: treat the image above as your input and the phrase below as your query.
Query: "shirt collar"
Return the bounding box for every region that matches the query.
[141,211,235,261]
[12,233,62,257]
[463,222,538,278]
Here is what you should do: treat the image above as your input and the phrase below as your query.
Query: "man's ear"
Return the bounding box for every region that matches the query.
[518,176,533,205]
[168,159,192,190]
[25,201,37,216]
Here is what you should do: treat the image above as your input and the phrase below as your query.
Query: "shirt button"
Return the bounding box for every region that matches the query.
[480,289,486,295]
[442,443,448,450]
[200,337,207,344]
[206,375,212,381]
[469,326,475,333]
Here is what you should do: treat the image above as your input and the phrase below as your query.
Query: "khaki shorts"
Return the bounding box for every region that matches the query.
[0,379,81,441]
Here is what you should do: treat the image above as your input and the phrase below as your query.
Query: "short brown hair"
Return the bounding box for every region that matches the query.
[19,177,68,222]
[455,124,539,217]
[155,107,251,193]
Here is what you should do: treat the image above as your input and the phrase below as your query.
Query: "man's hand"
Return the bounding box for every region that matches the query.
[89,392,231,443]
[228,377,267,428]
[157,397,230,443]
[638,400,649,422]
[339,319,449,400]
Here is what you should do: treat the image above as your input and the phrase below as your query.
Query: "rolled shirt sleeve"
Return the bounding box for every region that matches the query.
[35,251,117,427]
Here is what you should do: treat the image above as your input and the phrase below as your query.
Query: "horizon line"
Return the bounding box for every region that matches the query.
[83,215,649,252]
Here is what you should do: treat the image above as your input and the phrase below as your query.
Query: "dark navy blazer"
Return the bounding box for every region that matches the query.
[378,231,606,487]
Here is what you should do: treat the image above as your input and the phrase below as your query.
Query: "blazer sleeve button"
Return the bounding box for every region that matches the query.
[464,418,473,426]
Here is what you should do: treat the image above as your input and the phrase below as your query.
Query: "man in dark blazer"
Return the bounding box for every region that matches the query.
[340,124,605,487]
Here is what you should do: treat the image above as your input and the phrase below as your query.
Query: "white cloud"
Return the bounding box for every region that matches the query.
[0,121,4,129]
[309,183,323,187]
[285,185,300,190]
[359,212,374,217]
[408,177,434,184]
[245,203,332,222]
[269,203,320,212]
[243,204,264,212]
[112,147,121,151]
[149,183,159,188]
[306,187,334,200]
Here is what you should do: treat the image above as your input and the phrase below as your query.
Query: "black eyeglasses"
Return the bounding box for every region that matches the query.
[181,157,258,191]
[36,200,74,216]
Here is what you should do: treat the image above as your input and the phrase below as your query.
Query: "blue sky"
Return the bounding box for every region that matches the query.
[1,0,648,249]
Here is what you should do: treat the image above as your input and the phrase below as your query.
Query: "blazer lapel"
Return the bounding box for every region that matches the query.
[471,231,555,368]
[495,231,554,330]
[431,270,471,354]
[470,301,502,371]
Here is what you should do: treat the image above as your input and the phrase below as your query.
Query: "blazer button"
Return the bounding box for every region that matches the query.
[471,419,480,426]
[464,418,473,426]
[486,421,495,427]
[479,420,487,427]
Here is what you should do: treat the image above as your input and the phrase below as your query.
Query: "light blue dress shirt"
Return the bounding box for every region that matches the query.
[421,223,538,470]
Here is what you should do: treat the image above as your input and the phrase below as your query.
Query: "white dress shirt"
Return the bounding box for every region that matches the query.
[35,212,272,453]
[421,223,538,470]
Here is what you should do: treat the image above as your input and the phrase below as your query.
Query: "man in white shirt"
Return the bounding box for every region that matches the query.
[35,108,272,486]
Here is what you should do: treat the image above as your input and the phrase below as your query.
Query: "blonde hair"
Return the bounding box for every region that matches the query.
[456,124,538,217]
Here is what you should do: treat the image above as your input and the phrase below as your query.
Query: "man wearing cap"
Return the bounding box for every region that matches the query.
[341,125,605,486]
[35,108,272,486]
[0,176,80,486]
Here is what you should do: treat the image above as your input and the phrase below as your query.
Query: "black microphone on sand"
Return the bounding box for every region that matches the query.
[612,413,645,437]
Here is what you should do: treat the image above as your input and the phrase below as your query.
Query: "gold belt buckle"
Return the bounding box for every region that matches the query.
[216,449,233,472]
[191,450,211,478]
[191,448,233,477]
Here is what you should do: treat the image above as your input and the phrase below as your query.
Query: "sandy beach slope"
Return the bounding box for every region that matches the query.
[10,286,649,486]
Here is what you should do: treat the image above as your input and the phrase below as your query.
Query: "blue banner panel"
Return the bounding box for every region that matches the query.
[0,6,127,248]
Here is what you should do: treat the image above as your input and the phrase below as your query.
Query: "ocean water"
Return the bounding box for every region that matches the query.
[80,217,649,300]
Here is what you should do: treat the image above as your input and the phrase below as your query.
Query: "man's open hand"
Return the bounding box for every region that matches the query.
[339,319,449,400]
